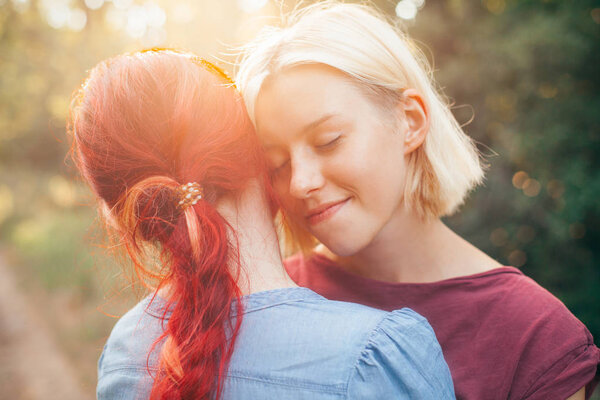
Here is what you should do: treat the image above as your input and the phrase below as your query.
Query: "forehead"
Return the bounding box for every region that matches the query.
[254,64,371,144]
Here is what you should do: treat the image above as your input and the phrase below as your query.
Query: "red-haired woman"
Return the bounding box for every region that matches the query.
[69,49,455,399]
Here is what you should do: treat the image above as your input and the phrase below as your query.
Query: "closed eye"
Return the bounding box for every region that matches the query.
[316,135,342,150]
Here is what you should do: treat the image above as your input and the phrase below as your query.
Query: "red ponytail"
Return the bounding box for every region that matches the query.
[69,49,270,399]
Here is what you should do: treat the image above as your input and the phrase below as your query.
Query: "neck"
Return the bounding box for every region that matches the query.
[321,206,500,283]
[217,181,297,295]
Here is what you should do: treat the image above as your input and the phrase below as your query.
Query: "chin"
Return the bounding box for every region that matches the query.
[321,235,367,258]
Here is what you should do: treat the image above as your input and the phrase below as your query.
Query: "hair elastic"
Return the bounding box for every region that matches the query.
[175,182,204,210]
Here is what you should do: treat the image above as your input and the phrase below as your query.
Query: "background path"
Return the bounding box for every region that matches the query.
[0,253,92,400]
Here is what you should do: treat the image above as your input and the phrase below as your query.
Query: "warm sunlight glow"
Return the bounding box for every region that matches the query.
[113,0,134,10]
[67,7,87,31]
[395,0,425,20]
[84,0,104,11]
[395,0,418,20]
[45,5,70,29]
[237,0,268,14]
[172,2,194,24]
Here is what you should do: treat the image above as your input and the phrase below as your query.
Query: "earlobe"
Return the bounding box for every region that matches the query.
[400,89,429,155]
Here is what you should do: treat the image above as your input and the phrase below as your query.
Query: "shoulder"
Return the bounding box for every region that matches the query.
[282,294,435,349]
[304,300,437,351]
[230,290,454,398]
[503,270,600,398]
[231,292,395,369]
[346,308,455,399]
[97,296,168,400]
[101,295,168,369]
[457,267,600,399]
[480,267,590,337]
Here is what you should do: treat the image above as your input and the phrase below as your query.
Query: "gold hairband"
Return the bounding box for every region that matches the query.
[175,182,204,210]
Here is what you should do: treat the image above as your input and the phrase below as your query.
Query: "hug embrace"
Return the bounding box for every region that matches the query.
[68,2,599,399]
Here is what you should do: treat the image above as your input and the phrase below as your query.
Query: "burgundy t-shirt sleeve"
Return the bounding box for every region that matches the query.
[501,277,600,400]
[521,338,599,399]
[515,322,599,400]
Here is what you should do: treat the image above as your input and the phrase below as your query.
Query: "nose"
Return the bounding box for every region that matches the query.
[288,152,325,199]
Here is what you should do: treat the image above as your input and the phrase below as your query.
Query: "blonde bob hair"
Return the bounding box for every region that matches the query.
[236,1,484,252]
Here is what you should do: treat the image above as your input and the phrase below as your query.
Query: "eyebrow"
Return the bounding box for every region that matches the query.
[301,114,336,135]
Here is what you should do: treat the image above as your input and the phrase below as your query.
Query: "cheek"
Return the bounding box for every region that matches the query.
[280,198,308,233]
[273,182,304,218]
[353,146,407,208]
[272,176,292,204]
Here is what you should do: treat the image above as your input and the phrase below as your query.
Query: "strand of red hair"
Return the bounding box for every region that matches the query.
[68,49,271,399]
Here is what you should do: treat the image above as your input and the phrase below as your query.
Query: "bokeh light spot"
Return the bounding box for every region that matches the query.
[396,0,418,20]
[512,171,529,189]
[113,0,133,10]
[84,0,104,11]
[48,176,77,208]
[237,0,268,14]
[522,178,541,197]
[591,8,600,24]
[47,95,70,119]
[68,8,87,32]
[12,219,43,246]
[144,2,166,27]
[508,249,527,267]
[490,228,508,247]
[483,0,505,15]
[45,5,70,29]
[11,0,29,13]
[126,6,147,38]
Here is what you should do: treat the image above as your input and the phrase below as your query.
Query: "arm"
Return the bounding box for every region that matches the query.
[97,368,154,400]
[97,299,165,400]
[566,387,585,400]
[347,309,455,399]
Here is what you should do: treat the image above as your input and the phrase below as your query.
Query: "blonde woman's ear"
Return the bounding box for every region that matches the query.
[400,88,430,155]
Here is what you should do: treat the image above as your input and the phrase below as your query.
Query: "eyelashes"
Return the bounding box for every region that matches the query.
[316,135,342,150]
[269,134,343,175]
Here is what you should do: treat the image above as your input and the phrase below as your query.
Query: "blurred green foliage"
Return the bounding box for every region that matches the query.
[399,0,600,340]
[0,0,598,392]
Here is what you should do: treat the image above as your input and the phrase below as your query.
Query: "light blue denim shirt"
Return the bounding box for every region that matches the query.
[97,287,455,399]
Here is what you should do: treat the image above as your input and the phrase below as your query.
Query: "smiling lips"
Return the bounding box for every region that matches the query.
[305,198,351,226]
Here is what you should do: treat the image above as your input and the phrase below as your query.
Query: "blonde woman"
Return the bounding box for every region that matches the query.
[236,2,600,399]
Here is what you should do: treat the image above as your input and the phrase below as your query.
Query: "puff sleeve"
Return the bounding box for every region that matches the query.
[347,308,455,399]
[96,299,165,400]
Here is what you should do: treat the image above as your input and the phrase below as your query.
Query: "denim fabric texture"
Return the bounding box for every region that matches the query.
[97,287,455,399]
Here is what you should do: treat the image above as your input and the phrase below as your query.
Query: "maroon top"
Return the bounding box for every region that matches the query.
[285,253,600,400]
